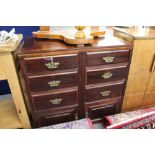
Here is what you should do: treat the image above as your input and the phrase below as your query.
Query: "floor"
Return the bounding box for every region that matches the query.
[93,123,104,129]
[0,94,12,100]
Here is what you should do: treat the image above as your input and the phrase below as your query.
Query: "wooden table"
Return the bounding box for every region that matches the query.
[0,35,31,128]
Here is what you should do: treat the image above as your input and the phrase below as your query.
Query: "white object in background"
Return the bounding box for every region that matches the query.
[0,28,18,44]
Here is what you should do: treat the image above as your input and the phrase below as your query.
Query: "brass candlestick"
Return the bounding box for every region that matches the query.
[75,26,86,39]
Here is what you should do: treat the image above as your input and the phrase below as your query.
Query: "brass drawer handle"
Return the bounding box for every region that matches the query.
[103,56,114,63]
[101,72,113,79]
[48,80,61,87]
[100,90,111,97]
[45,62,60,69]
[50,98,62,105]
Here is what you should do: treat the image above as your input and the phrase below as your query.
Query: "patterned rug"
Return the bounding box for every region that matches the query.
[39,118,94,129]
[103,107,155,129]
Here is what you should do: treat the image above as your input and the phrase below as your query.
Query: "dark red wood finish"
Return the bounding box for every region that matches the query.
[88,103,117,119]
[31,89,78,111]
[18,36,132,128]
[27,71,77,92]
[86,50,129,67]
[85,98,121,119]
[86,63,128,85]
[85,82,124,102]
[35,107,78,127]
[23,54,78,73]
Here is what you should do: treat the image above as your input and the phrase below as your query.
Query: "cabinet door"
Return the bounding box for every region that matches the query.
[143,63,155,107]
[145,56,155,92]
[142,92,155,108]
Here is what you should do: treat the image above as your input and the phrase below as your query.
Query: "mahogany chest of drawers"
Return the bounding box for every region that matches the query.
[18,36,132,128]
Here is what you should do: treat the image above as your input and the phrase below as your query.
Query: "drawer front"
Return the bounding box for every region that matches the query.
[85,82,124,102]
[36,109,77,127]
[28,72,77,92]
[24,54,78,73]
[86,65,127,85]
[32,90,78,111]
[86,50,129,66]
[87,103,117,119]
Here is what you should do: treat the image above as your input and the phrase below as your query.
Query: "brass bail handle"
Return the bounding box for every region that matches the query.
[103,56,115,63]
[48,80,61,87]
[100,90,111,97]
[50,98,62,105]
[43,54,59,69]
[101,72,113,79]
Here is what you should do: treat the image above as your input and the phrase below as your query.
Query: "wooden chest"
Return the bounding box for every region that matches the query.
[18,36,132,127]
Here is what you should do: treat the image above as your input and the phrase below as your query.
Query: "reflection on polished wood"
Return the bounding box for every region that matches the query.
[23,30,129,56]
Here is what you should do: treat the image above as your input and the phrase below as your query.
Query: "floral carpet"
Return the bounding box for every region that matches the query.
[103,107,155,129]
[39,118,94,129]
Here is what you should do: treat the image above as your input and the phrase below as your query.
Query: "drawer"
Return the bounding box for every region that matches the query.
[32,90,78,111]
[28,72,77,92]
[86,64,128,85]
[86,50,129,66]
[85,100,119,119]
[23,54,78,73]
[36,108,77,127]
[85,82,124,102]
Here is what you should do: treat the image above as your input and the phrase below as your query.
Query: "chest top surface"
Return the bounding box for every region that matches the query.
[19,33,132,57]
